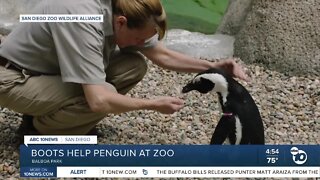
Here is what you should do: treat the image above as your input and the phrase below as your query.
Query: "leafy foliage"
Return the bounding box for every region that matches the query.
[161,0,229,34]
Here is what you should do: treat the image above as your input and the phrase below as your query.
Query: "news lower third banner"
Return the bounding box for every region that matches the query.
[20,138,320,178]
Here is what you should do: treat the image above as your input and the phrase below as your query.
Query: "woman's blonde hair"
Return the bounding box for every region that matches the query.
[112,0,167,40]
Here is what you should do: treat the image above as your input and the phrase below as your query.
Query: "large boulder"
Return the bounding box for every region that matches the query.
[232,0,320,76]
[216,0,253,36]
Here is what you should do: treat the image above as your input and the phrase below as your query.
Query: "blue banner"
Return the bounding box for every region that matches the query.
[20,145,320,167]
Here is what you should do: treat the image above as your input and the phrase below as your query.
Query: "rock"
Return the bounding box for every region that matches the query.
[234,0,320,76]
[7,166,15,175]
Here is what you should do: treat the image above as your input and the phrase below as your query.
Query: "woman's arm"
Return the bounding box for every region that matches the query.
[82,84,184,114]
[141,42,249,81]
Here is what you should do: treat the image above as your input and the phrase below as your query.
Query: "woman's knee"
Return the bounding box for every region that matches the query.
[131,53,148,81]
[107,52,148,83]
[33,96,106,135]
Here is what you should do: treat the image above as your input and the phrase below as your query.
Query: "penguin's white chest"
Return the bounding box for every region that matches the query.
[234,115,242,145]
[222,115,243,145]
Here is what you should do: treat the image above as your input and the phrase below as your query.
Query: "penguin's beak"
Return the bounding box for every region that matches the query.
[181,82,195,93]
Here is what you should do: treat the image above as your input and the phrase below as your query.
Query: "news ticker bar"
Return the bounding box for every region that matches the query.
[20,145,320,167]
[21,167,320,178]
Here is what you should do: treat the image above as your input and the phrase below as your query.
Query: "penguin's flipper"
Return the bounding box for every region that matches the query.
[210,116,236,144]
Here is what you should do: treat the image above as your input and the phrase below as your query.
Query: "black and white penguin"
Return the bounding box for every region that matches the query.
[182,68,265,145]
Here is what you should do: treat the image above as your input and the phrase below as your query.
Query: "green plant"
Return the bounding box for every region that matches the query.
[161,0,229,34]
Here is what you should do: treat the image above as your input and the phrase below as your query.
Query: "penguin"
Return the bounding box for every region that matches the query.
[182,68,265,145]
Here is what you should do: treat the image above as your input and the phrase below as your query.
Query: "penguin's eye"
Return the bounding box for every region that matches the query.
[193,77,200,83]
[198,77,215,93]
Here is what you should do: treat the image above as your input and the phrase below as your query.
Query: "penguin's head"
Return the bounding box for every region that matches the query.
[182,68,229,94]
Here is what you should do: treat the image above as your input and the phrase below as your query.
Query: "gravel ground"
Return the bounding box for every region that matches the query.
[0,58,319,179]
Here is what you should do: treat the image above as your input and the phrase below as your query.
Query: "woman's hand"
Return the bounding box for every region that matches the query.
[149,96,184,114]
[213,58,249,81]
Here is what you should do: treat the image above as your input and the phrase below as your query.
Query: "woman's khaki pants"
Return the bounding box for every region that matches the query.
[0,52,147,135]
